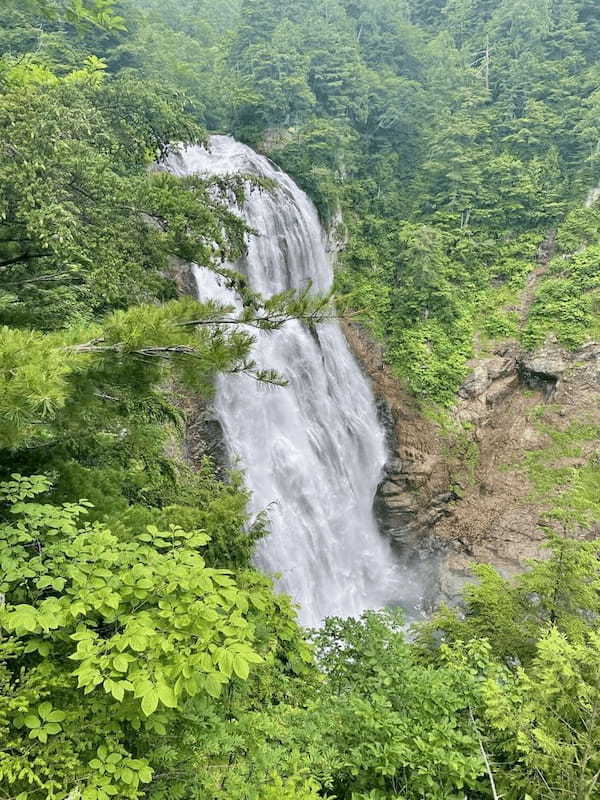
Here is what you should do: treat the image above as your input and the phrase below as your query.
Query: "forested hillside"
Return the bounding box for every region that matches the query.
[1,1,600,798]
[70,0,600,402]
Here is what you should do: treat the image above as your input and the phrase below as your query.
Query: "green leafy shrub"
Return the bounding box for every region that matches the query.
[0,474,267,799]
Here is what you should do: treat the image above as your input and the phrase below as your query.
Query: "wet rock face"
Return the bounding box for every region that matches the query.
[375,456,454,549]
[373,448,453,613]
[342,322,453,608]
[182,395,229,479]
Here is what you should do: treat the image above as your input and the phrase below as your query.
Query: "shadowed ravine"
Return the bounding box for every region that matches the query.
[168,136,418,626]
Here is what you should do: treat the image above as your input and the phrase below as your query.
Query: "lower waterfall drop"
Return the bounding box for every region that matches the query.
[169,136,415,626]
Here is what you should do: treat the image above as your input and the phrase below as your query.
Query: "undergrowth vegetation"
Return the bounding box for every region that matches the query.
[521,418,600,528]
[523,205,600,350]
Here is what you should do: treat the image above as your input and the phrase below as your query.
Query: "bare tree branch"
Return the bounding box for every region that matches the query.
[469,707,501,800]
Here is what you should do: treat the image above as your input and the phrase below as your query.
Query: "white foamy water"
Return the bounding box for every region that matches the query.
[168,136,413,626]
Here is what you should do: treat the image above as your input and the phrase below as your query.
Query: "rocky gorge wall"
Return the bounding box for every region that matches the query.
[169,246,599,615]
[345,320,600,607]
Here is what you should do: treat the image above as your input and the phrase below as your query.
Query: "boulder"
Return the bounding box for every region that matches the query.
[459,365,491,399]
[521,336,567,380]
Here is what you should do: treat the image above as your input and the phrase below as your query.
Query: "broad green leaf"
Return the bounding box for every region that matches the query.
[232,655,249,680]
[113,655,128,673]
[204,672,224,698]
[157,681,177,709]
[141,689,159,717]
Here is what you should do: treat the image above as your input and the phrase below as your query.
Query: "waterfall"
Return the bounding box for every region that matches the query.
[168,136,414,626]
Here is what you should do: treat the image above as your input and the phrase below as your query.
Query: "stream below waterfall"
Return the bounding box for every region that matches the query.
[168,136,419,627]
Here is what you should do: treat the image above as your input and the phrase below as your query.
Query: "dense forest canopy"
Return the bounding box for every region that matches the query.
[1,1,600,798]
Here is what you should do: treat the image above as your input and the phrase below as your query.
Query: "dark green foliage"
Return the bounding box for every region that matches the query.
[0,65,243,332]
[214,0,600,403]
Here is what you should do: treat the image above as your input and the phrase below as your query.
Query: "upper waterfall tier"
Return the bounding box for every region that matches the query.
[168,136,414,626]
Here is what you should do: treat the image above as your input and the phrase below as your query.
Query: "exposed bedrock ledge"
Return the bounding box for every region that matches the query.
[344,320,600,606]
[457,336,600,423]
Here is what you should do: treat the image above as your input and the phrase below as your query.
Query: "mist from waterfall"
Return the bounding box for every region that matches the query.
[168,136,417,626]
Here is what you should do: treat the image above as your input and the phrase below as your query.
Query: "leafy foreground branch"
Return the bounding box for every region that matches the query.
[0,474,274,799]
[0,289,335,451]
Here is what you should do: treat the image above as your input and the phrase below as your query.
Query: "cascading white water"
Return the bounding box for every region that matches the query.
[168,136,414,626]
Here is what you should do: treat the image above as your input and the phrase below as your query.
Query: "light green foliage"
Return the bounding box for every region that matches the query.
[0,298,245,450]
[0,472,316,800]
[418,535,600,665]
[0,285,333,451]
[484,628,600,800]
[131,575,320,799]
[419,536,600,798]
[0,328,72,449]
[0,475,267,798]
[521,421,600,528]
[523,231,600,349]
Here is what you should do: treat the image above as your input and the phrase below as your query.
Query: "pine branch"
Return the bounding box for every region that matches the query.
[0,252,52,271]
